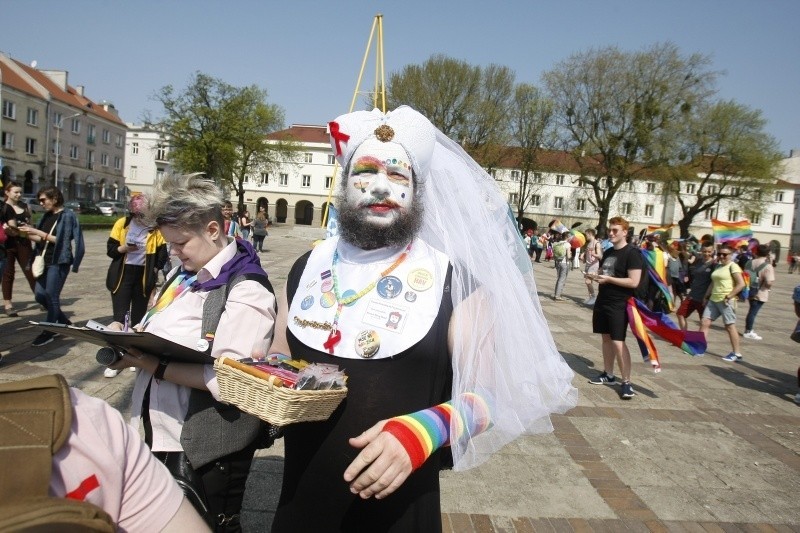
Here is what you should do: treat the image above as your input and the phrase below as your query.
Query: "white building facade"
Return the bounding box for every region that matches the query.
[124,124,171,197]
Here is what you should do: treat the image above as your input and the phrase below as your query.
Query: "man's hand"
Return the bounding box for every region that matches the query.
[343,420,413,500]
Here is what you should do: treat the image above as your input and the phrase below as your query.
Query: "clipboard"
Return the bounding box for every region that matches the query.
[31,321,214,365]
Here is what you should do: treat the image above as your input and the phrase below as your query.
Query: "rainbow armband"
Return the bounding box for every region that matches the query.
[382,393,492,471]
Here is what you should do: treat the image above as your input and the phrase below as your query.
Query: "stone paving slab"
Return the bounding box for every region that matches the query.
[1,228,798,531]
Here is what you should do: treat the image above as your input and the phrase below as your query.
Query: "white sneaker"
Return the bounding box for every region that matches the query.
[743,331,762,340]
[129,366,137,372]
[584,295,596,306]
[795,392,800,405]
[104,368,120,378]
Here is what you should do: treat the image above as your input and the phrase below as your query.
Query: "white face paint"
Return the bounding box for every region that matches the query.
[346,139,414,227]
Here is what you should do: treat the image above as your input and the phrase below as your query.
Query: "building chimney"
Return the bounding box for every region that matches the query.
[76,85,85,97]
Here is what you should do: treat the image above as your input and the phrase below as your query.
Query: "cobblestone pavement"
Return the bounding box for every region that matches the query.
[1,227,798,532]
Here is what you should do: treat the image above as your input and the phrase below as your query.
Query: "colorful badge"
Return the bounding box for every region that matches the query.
[320,291,336,308]
[301,295,315,310]
[321,269,332,280]
[376,276,402,299]
[320,278,333,293]
[196,338,210,352]
[404,291,417,303]
[354,330,381,358]
[407,268,434,291]
[341,289,358,306]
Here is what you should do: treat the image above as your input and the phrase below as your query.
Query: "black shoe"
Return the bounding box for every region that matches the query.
[589,372,617,385]
[32,331,57,347]
[620,382,635,399]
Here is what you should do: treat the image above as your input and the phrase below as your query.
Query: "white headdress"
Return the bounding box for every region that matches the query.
[329,106,577,470]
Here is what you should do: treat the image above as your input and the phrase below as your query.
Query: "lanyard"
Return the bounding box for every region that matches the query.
[140,272,197,327]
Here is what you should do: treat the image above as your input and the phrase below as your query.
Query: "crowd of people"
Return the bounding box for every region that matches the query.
[1,104,798,530]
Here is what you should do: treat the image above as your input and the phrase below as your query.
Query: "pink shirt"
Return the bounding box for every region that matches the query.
[51,389,184,532]
[130,238,277,451]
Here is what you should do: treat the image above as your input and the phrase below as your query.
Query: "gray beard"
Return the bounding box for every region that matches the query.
[337,195,424,250]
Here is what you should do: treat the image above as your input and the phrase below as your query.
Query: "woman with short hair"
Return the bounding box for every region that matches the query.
[104,174,277,531]
[700,244,745,361]
[19,186,84,346]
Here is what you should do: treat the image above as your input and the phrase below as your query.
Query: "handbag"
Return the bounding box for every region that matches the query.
[32,216,59,278]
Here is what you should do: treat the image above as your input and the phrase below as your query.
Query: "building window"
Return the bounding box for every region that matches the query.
[260,172,269,185]
[508,192,519,204]
[325,176,333,189]
[1,132,14,149]
[101,153,109,167]
[52,112,63,127]
[644,204,654,217]
[114,156,122,170]
[115,134,123,148]
[775,191,784,202]
[623,181,634,191]
[772,214,782,227]
[730,186,740,196]
[301,175,311,187]
[530,194,541,207]
[304,153,313,163]
[27,108,38,126]
[578,178,588,188]
[488,169,497,179]
[750,213,760,225]
[2,100,16,120]
[707,185,716,195]
[646,182,656,193]
[130,166,138,180]
[87,125,96,144]
[69,145,79,159]
[621,202,632,215]
[156,146,167,160]
[576,199,586,211]
[554,197,563,209]
[131,142,139,155]
[728,210,738,221]
[279,173,288,186]
[533,173,543,184]
[555,174,565,185]
[156,169,165,182]
[685,183,695,194]
[327,154,335,165]
[511,170,520,182]
[704,208,717,220]
[70,118,80,134]
[754,190,763,200]
[102,129,110,143]
[86,149,95,169]
[25,138,36,155]
[52,140,61,155]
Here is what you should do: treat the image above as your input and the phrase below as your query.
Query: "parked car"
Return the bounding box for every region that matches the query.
[20,194,45,214]
[96,201,128,217]
[64,200,101,215]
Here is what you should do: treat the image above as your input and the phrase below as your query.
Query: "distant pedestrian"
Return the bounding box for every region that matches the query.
[240,210,252,242]
[742,244,775,341]
[589,216,643,400]
[582,228,601,306]
[676,244,715,331]
[222,200,241,238]
[2,181,37,316]
[700,244,745,361]
[532,229,543,262]
[552,231,570,300]
[252,211,268,252]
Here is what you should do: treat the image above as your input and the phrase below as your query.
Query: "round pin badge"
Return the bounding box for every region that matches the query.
[376,276,402,299]
[407,268,434,291]
[320,291,336,308]
[196,339,210,352]
[354,330,381,358]
[320,278,333,293]
[341,289,358,306]
[404,291,417,303]
[301,295,315,310]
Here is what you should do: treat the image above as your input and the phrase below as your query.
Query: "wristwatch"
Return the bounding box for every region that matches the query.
[154,359,169,381]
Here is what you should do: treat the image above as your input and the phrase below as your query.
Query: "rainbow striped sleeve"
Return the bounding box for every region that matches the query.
[382,393,492,470]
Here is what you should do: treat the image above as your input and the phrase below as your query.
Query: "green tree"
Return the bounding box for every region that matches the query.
[154,72,296,209]
[666,100,783,238]
[508,83,557,221]
[543,42,717,234]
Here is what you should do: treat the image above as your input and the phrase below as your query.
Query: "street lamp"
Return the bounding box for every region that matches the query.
[54,111,83,189]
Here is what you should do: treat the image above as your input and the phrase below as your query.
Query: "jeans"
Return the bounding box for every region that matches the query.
[34,263,70,323]
[745,299,765,332]
[241,228,250,242]
[554,259,569,297]
[253,235,265,252]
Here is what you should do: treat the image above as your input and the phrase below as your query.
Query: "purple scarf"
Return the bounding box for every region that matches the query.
[192,238,267,292]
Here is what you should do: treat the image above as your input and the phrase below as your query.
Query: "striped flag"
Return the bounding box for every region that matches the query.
[647,224,674,235]
[711,219,752,245]
[640,248,674,312]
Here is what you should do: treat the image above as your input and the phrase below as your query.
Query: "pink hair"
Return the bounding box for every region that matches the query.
[129,194,148,215]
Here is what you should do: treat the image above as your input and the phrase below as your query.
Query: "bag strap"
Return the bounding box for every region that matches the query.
[39,213,60,255]
[0,374,72,502]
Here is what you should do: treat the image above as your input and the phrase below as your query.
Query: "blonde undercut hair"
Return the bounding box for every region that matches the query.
[144,173,225,231]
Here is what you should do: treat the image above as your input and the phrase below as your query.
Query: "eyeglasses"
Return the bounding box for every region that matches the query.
[609,228,623,234]
[37,198,47,203]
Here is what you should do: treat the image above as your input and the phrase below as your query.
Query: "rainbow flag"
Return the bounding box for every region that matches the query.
[647,224,674,235]
[712,219,752,245]
[640,248,674,312]
[626,298,708,371]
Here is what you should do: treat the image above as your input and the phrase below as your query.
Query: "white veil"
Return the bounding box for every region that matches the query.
[329,107,578,471]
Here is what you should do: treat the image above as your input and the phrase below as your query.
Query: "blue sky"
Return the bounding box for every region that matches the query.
[3,0,798,153]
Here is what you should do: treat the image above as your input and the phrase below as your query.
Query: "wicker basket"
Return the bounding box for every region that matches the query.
[214,357,347,426]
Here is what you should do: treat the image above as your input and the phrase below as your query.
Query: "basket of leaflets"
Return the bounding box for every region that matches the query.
[213,356,347,426]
